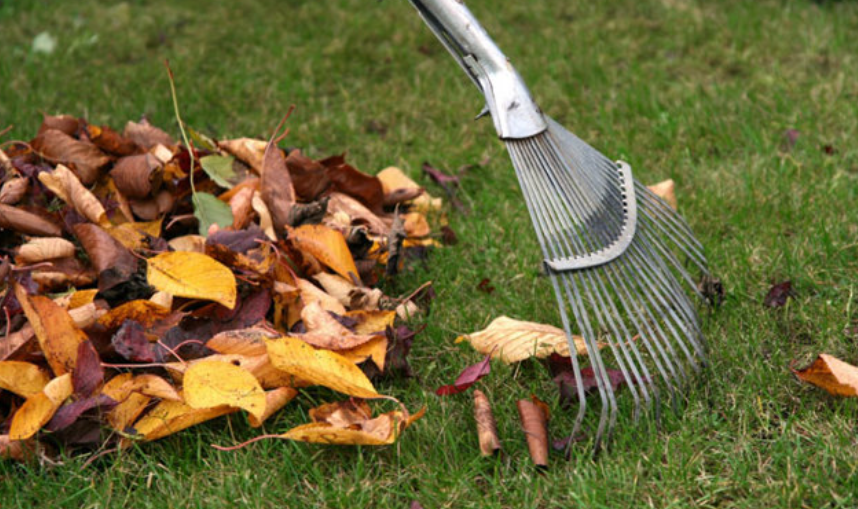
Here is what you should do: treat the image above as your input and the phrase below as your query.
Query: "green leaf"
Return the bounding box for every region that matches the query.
[193,192,233,237]
[199,155,236,189]
[187,126,218,152]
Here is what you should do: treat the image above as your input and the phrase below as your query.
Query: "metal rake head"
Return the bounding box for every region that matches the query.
[506,117,709,451]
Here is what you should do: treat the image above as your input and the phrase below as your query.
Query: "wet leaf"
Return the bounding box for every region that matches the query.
[436,354,491,396]
[200,154,236,189]
[792,354,858,397]
[146,251,237,309]
[192,192,234,237]
[265,336,380,398]
[457,316,595,364]
[183,360,266,419]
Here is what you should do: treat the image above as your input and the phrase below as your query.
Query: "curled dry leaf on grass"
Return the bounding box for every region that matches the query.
[0,110,446,461]
[457,316,597,364]
[792,354,858,397]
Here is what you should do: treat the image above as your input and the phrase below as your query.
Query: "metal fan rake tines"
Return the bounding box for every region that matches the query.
[408,0,709,449]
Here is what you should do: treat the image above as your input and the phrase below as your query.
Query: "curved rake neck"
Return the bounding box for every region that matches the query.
[408,0,547,139]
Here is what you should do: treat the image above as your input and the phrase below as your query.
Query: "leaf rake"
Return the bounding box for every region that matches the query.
[407,0,709,451]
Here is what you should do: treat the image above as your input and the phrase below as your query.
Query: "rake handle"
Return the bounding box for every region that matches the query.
[408,0,547,139]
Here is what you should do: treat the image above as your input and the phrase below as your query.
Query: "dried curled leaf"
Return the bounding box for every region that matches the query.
[31,129,110,184]
[15,237,76,264]
[517,398,549,469]
[265,336,379,398]
[183,360,266,420]
[473,389,500,456]
[38,164,108,225]
[146,251,237,309]
[281,399,424,445]
[793,354,858,397]
[647,179,677,210]
[0,204,62,237]
[458,316,596,363]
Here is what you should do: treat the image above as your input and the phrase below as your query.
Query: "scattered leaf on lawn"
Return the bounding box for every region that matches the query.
[764,280,793,308]
[436,354,491,396]
[265,336,380,398]
[473,389,500,456]
[792,354,858,397]
[517,397,549,469]
[647,179,678,210]
[183,360,266,420]
[9,373,73,440]
[457,316,595,364]
[146,251,237,309]
[0,361,51,398]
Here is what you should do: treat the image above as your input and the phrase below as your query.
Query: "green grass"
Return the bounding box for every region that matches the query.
[2,0,858,507]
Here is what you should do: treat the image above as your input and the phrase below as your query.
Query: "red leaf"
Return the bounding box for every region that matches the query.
[436,354,491,396]
[763,280,793,308]
[72,341,103,398]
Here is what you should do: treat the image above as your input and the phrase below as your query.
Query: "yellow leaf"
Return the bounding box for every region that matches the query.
[9,373,73,440]
[183,360,266,420]
[281,399,423,445]
[206,327,274,356]
[346,310,396,335]
[146,251,237,309]
[15,284,87,376]
[792,354,858,397]
[458,316,599,364]
[68,289,99,310]
[97,299,172,330]
[339,335,388,371]
[289,224,360,283]
[129,397,236,442]
[101,373,151,431]
[122,374,182,401]
[248,387,298,428]
[265,336,379,398]
[0,361,51,398]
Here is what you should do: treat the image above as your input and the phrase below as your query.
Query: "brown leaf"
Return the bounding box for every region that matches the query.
[38,114,79,137]
[0,177,29,205]
[219,138,266,174]
[517,398,549,469]
[473,389,500,456]
[0,324,36,362]
[73,223,139,292]
[792,354,858,397]
[285,149,330,201]
[86,124,140,156]
[323,156,385,215]
[123,119,175,150]
[0,203,62,237]
[38,164,108,225]
[72,341,103,398]
[15,237,76,264]
[260,136,296,232]
[764,281,793,308]
[110,154,163,199]
[228,185,256,229]
[325,192,389,236]
[31,129,110,184]
[15,284,87,376]
[647,179,677,210]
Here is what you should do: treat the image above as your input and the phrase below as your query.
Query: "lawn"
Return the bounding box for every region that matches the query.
[2,0,858,507]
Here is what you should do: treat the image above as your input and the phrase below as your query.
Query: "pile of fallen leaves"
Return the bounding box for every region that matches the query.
[0,112,442,462]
